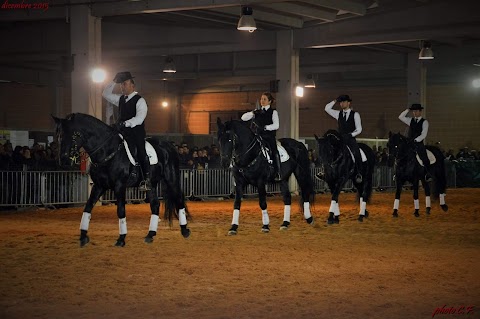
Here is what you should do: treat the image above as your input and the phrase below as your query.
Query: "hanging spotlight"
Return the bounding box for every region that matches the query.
[237,6,257,33]
[163,57,176,73]
[419,41,434,60]
[295,85,304,97]
[304,74,316,88]
[91,68,106,83]
[161,100,169,107]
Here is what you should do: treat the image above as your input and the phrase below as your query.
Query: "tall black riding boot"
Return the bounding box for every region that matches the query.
[424,164,433,182]
[274,153,282,181]
[139,157,152,192]
[353,152,363,183]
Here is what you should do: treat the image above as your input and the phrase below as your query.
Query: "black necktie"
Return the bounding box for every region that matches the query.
[343,112,347,120]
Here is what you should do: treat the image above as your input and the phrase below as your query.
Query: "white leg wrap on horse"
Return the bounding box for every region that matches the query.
[440,194,446,205]
[329,200,336,213]
[149,215,159,232]
[178,208,187,226]
[262,209,269,225]
[360,201,366,215]
[119,217,127,235]
[414,199,419,210]
[394,199,400,210]
[334,202,340,216]
[80,212,91,231]
[425,196,431,208]
[303,202,311,219]
[283,205,291,222]
[232,209,240,225]
[359,197,363,204]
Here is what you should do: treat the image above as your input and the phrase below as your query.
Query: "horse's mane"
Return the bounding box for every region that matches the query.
[67,113,109,132]
[324,129,341,140]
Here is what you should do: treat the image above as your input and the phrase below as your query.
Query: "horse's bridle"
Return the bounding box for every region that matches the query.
[224,129,261,169]
[65,129,122,166]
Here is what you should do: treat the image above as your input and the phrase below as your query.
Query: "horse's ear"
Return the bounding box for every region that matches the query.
[51,114,61,125]
[216,117,224,130]
[388,131,392,137]
[314,134,320,141]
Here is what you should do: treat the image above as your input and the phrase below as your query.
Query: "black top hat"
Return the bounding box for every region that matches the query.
[409,103,424,110]
[113,71,135,83]
[337,94,352,102]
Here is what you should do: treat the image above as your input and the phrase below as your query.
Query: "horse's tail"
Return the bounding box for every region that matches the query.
[287,140,315,210]
[157,141,190,226]
[427,146,447,199]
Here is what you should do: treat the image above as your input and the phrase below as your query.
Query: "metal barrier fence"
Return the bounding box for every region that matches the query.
[1,163,457,208]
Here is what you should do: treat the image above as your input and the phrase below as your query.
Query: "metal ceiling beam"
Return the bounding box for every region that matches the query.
[92,0,291,17]
[259,3,337,21]
[208,7,304,28]
[294,0,480,48]
[298,0,367,16]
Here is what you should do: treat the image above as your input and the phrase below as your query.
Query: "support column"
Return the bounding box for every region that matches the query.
[70,4,102,119]
[276,30,300,140]
[276,30,300,193]
[407,52,427,117]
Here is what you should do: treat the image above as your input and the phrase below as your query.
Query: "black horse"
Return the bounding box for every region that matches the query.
[314,130,375,223]
[387,132,448,217]
[216,118,315,235]
[52,113,190,247]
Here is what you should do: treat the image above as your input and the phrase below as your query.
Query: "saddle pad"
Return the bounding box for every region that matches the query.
[276,141,290,163]
[346,146,367,163]
[120,136,158,165]
[416,150,436,166]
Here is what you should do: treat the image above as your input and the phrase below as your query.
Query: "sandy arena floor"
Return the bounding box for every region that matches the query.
[0,188,479,319]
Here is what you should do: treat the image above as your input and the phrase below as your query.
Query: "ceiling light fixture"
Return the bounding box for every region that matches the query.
[237,6,257,33]
[419,40,434,60]
[163,57,176,73]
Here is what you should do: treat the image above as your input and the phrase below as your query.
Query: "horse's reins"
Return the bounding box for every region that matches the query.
[70,129,123,166]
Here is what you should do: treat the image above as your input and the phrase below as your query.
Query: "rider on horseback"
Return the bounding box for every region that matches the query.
[319,94,363,183]
[241,92,282,182]
[102,71,152,192]
[398,103,433,182]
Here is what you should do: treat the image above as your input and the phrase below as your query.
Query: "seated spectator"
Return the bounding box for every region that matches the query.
[209,145,221,168]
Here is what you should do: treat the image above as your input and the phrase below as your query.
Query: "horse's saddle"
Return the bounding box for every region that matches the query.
[259,140,290,163]
[120,137,158,165]
[416,150,436,166]
[346,146,367,163]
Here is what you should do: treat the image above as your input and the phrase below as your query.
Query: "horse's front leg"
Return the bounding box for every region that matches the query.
[258,182,270,233]
[279,180,292,230]
[412,179,420,217]
[228,180,243,235]
[114,185,128,247]
[145,190,160,243]
[422,179,431,215]
[393,176,403,218]
[79,184,105,247]
[327,181,343,225]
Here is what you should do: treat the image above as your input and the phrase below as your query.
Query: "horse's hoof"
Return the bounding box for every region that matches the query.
[306,216,314,225]
[334,216,340,224]
[261,225,270,233]
[392,210,399,218]
[144,236,154,244]
[358,215,364,222]
[80,236,90,247]
[441,204,448,212]
[327,212,335,225]
[279,221,290,230]
[414,210,420,217]
[364,210,369,218]
[181,228,191,238]
[228,230,237,236]
[114,240,125,247]
[425,207,431,215]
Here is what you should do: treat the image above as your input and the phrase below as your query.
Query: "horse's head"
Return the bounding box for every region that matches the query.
[52,114,84,167]
[386,131,409,166]
[216,118,234,168]
[315,130,342,164]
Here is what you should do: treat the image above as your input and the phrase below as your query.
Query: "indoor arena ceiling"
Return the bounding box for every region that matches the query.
[1,0,480,88]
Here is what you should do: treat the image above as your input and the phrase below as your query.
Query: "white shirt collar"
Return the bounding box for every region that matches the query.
[262,105,271,110]
[124,91,137,101]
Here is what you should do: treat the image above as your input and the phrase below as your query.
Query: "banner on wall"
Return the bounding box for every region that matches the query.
[9,130,29,148]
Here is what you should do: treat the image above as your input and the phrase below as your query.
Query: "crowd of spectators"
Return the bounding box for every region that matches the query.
[0,141,60,171]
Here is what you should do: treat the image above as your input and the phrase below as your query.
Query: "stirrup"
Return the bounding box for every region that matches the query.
[315,172,324,180]
[425,174,433,182]
[355,174,363,183]
[274,173,282,181]
[139,179,152,192]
